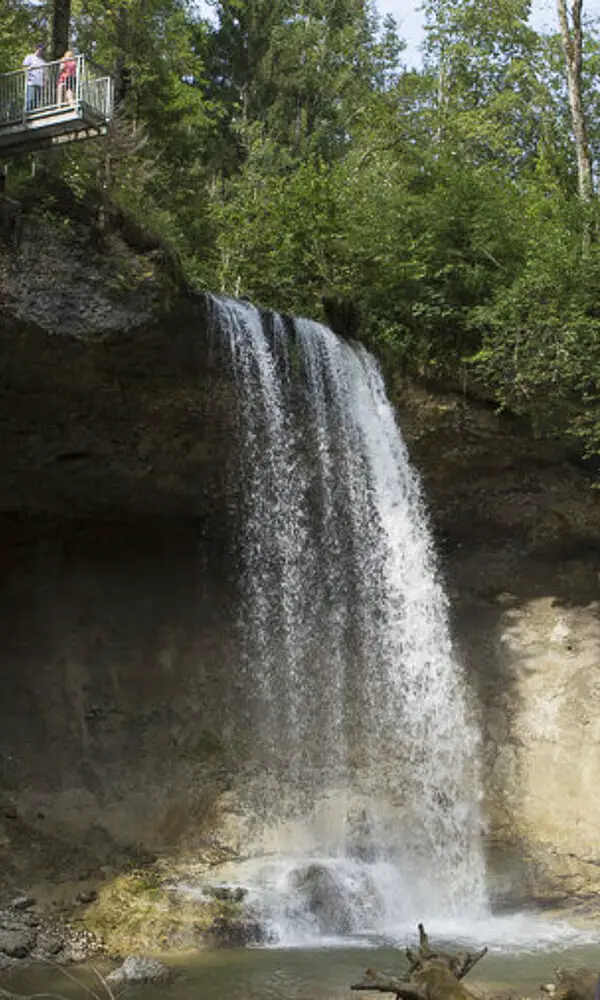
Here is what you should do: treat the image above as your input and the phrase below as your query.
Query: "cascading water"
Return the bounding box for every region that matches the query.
[210,296,488,944]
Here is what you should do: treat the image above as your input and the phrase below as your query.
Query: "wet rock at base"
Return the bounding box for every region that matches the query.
[75,888,98,905]
[292,863,354,936]
[61,927,104,963]
[10,896,36,911]
[33,929,66,958]
[209,885,247,903]
[107,955,172,983]
[0,928,35,958]
[205,914,265,948]
[0,901,104,966]
[0,953,21,972]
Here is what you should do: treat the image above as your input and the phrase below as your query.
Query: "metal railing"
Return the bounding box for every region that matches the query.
[0,54,113,128]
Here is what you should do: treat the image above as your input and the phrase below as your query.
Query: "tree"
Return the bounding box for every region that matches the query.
[202,0,296,173]
[203,0,401,172]
[556,0,593,200]
[52,0,71,58]
[255,0,402,159]
[422,0,543,170]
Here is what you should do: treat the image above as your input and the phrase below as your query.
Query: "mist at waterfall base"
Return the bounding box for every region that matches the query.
[191,297,590,954]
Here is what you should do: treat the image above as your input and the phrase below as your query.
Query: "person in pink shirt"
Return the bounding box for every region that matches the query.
[57,50,77,106]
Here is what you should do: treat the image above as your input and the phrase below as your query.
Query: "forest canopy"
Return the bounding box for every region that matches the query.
[2,0,600,456]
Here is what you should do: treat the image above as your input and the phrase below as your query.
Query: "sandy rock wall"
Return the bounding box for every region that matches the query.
[398,380,600,909]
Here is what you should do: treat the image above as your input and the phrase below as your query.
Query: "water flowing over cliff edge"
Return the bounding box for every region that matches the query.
[204,296,486,944]
[1,222,600,949]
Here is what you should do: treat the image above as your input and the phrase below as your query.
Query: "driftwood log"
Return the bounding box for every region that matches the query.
[352,923,488,1000]
[552,968,600,1000]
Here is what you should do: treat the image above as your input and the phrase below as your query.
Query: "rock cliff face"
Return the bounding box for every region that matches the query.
[0,220,243,895]
[397,383,600,912]
[1,218,600,915]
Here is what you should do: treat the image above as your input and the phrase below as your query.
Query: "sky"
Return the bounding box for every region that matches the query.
[198,0,600,67]
[383,0,600,65]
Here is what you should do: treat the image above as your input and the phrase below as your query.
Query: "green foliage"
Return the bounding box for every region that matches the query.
[2,0,600,456]
[0,1,49,70]
[470,195,600,450]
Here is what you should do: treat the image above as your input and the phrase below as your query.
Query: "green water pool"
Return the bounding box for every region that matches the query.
[4,939,600,1000]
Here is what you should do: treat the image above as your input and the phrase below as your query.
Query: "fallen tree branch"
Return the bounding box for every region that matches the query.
[351,925,488,999]
[406,923,487,981]
[452,947,488,980]
[351,970,427,999]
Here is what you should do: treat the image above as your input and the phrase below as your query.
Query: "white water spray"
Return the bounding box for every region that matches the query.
[211,297,488,943]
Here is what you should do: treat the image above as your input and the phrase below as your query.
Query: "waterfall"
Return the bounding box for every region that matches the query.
[211,296,488,944]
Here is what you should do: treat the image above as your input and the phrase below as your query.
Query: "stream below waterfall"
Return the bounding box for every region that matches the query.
[7,939,600,1000]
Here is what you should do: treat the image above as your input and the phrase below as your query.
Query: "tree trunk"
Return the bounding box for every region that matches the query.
[351,924,488,1000]
[52,0,72,60]
[556,0,594,201]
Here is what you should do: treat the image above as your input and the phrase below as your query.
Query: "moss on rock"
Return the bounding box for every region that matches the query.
[83,870,259,954]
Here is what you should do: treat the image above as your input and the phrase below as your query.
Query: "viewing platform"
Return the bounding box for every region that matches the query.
[0,55,114,156]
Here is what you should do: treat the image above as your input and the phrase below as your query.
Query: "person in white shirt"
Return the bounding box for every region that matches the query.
[22,44,46,112]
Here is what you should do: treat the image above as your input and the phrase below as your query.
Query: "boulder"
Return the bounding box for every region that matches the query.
[75,889,98,905]
[209,885,247,903]
[10,896,36,911]
[34,929,66,958]
[205,915,264,948]
[107,955,171,983]
[0,952,20,972]
[292,863,354,935]
[0,928,35,958]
